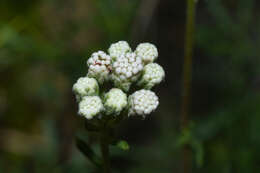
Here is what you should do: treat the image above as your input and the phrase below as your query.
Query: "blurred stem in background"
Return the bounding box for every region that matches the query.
[181,0,196,173]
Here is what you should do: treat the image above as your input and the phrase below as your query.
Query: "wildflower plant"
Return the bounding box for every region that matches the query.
[73,41,165,173]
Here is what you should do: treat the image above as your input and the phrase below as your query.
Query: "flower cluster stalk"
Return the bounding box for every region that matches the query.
[100,123,111,173]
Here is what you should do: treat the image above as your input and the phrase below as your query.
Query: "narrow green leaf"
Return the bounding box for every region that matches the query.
[191,140,204,167]
[75,136,101,167]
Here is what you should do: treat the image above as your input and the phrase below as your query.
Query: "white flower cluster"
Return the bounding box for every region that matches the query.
[73,40,164,119]
[78,96,103,119]
[135,43,158,64]
[111,52,143,91]
[87,51,112,84]
[138,63,165,89]
[128,89,159,118]
[104,88,127,115]
[72,77,99,101]
[108,41,131,60]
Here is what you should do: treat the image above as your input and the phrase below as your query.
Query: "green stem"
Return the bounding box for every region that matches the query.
[100,125,111,173]
[181,0,196,172]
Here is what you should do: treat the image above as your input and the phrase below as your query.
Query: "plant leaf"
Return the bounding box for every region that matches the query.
[75,136,101,167]
[116,140,130,151]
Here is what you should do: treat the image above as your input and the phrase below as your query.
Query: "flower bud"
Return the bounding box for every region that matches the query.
[135,43,158,64]
[138,63,165,89]
[78,96,103,119]
[111,52,143,91]
[87,51,112,84]
[72,77,99,101]
[108,41,131,60]
[128,89,159,118]
[104,88,127,115]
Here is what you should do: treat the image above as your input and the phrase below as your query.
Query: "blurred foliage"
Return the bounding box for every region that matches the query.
[0,0,260,172]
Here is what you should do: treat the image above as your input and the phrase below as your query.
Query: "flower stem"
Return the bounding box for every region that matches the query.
[100,124,111,173]
[181,0,196,172]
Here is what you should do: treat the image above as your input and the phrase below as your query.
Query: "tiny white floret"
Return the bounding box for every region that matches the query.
[111,52,143,91]
[72,77,99,101]
[108,41,132,60]
[135,43,158,64]
[78,96,103,119]
[104,88,127,115]
[128,89,159,118]
[87,51,112,84]
[138,63,165,89]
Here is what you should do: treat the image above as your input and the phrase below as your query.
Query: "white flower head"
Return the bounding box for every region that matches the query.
[78,96,103,119]
[135,43,158,64]
[138,63,165,89]
[104,88,127,115]
[111,52,143,91]
[108,41,132,60]
[87,51,112,84]
[72,77,99,101]
[128,89,159,118]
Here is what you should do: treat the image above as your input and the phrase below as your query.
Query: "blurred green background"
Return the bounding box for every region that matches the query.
[1,0,260,172]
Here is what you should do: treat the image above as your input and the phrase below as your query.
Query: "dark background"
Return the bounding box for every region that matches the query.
[1,0,260,172]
